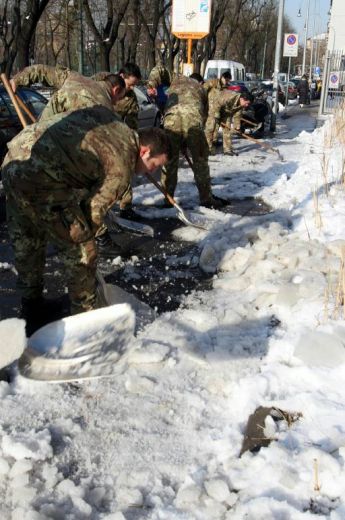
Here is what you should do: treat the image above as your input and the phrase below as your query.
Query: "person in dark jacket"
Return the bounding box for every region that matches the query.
[297,75,310,107]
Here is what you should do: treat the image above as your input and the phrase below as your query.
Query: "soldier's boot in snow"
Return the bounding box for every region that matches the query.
[200,194,229,209]
[20,296,65,337]
[224,149,239,157]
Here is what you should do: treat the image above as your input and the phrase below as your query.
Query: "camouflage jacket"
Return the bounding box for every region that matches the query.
[164,76,208,121]
[2,106,139,231]
[114,89,139,130]
[12,64,116,120]
[147,65,171,89]
[203,78,224,95]
[209,91,243,127]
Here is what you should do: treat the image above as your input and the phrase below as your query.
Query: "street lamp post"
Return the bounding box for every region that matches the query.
[270,0,285,131]
[302,0,311,76]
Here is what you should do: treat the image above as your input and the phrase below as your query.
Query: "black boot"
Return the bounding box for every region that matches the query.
[20,296,65,337]
[95,230,123,258]
[200,195,229,209]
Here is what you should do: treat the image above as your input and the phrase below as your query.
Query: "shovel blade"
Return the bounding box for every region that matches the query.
[18,304,136,382]
[174,204,207,231]
[106,210,154,237]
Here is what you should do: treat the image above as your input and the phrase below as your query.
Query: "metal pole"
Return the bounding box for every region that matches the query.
[284,57,291,111]
[302,0,311,76]
[309,37,314,82]
[318,52,330,116]
[187,38,192,64]
[270,0,285,132]
[261,29,268,78]
[309,7,316,82]
[78,0,85,75]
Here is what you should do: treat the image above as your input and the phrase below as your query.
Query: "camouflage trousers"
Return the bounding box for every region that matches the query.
[118,182,132,210]
[3,165,98,315]
[205,113,234,153]
[161,111,212,203]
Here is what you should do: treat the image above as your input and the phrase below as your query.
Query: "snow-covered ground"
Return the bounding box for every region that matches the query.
[2,105,345,519]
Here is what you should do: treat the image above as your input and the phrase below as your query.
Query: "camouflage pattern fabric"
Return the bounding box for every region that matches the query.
[147,65,171,89]
[113,88,140,209]
[205,91,243,153]
[13,64,116,120]
[203,78,223,95]
[2,106,139,314]
[114,89,139,130]
[164,76,208,123]
[161,77,211,203]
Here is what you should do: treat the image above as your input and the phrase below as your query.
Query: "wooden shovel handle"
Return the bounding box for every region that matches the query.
[15,94,37,123]
[241,117,258,127]
[221,122,275,153]
[0,73,27,128]
[144,171,176,207]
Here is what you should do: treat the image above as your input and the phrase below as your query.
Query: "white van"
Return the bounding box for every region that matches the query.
[204,60,246,82]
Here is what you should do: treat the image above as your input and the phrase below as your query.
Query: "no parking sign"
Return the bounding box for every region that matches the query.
[283,33,299,57]
[329,72,339,89]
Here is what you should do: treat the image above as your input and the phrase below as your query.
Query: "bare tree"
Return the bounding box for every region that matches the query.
[82,0,131,71]
[0,0,20,74]
[12,0,52,71]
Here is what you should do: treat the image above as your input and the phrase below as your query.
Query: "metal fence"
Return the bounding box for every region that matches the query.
[319,49,345,115]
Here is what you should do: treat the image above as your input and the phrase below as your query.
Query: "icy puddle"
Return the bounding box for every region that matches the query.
[102,197,272,313]
[0,195,273,318]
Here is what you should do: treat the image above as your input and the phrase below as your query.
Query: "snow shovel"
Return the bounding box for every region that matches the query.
[221,122,284,162]
[18,271,156,382]
[144,172,207,230]
[106,209,154,237]
[18,302,136,382]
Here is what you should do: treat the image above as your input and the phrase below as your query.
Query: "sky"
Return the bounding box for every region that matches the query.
[284,0,331,38]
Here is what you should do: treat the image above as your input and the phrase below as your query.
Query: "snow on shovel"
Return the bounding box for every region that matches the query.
[144,172,207,231]
[18,303,136,382]
[18,272,156,382]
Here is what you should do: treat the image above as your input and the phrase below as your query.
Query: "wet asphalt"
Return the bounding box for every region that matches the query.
[0,194,271,321]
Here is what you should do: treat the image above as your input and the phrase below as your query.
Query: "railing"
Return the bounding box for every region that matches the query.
[319,49,345,115]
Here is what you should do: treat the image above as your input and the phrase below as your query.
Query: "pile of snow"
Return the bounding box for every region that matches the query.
[1,110,345,517]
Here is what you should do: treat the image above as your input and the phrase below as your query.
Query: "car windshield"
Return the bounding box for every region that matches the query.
[0,91,17,117]
[206,68,218,79]
[19,89,47,117]
[0,92,12,119]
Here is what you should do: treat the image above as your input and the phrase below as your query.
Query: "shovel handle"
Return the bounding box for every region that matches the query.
[16,94,37,123]
[1,73,28,128]
[221,122,279,156]
[241,117,258,127]
[182,149,194,170]
[144,171,177,207]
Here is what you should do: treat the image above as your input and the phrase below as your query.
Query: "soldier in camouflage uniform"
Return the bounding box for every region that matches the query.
[110,63,142,216]
[203,72,231,154]
[2,106,170,333]
[205,90,252,155]
[161,73,224,208]
[146,65,171,113]
[11,64,126,119]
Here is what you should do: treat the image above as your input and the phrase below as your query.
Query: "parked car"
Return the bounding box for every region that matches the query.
[260,81,286,106]
[0,86,48,162]
[280,81,298,100]
[227,81,250,94]
[134,86,162,128]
